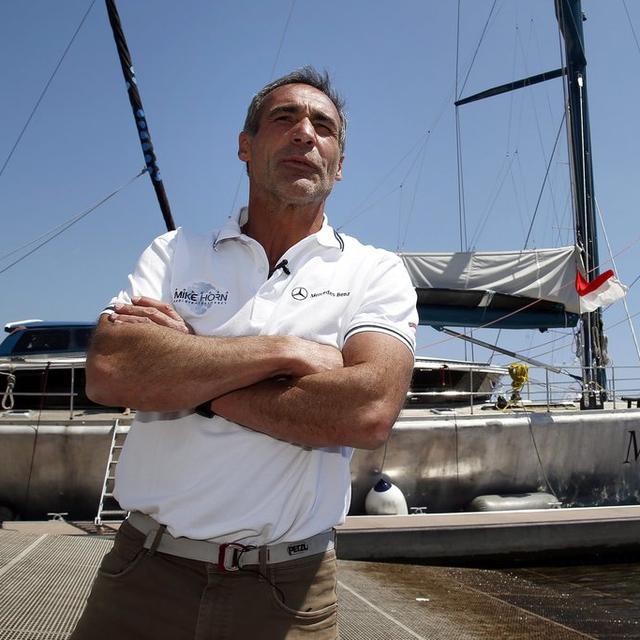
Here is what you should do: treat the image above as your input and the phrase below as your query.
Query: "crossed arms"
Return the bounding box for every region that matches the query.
[86,297,414,450]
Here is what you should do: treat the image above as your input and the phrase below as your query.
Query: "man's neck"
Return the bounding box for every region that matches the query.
[242,194,326,271]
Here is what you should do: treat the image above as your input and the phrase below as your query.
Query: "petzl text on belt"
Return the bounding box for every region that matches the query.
[127,512,335,572]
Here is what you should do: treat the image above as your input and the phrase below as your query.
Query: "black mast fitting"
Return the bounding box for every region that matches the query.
[105,0,176,232]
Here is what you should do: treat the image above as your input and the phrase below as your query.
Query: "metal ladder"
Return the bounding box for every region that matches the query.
[95,419,129,525]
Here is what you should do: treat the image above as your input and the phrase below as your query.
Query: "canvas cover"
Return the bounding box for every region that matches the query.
[399,246,580,314]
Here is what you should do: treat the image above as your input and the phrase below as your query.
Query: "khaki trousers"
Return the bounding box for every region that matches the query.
[70,521,338,640]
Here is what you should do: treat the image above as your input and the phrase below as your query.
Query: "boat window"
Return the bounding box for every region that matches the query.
[12,329,71,354]
[74,328,93,350]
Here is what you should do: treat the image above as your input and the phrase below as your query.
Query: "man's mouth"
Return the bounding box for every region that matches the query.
[279,156,318,172]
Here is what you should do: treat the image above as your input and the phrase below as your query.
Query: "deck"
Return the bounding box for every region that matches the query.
[1,521,639,639]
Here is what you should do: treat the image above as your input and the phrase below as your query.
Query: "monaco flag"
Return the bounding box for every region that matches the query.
[575,269,627,313]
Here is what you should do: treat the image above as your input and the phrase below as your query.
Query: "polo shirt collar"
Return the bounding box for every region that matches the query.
[315,215,345,251]
[213,207,248,245]
[214,207,344,252]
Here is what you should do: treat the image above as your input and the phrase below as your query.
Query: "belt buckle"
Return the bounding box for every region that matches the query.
[218,542,248,572]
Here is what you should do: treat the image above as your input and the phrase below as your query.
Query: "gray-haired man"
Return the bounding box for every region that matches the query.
[72,67,417,640]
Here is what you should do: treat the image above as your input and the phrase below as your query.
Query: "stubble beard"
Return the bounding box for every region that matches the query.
[265,164,336,208]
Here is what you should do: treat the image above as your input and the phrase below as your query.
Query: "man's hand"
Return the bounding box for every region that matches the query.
[109,296,194,335]
[281,338,343,377]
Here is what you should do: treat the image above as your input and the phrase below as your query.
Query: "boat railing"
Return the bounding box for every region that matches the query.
[404,362,640,414]
[494,363,640,412]
[5,359,640,418]
[0,359,86,420]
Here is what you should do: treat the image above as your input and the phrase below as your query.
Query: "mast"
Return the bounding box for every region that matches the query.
[105,0,176,232]
[555,0,607,409]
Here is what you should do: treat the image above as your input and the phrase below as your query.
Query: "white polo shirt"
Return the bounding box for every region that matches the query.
[109,209,417,544]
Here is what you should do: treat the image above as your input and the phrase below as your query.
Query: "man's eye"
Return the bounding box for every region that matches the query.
[316,123,334,135]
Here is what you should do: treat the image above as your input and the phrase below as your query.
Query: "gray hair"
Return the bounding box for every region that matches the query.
[243,66,347,152]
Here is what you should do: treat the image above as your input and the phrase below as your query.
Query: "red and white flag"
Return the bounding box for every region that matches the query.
[576,269,627,313]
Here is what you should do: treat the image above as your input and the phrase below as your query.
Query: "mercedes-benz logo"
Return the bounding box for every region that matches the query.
[291,287,308,301]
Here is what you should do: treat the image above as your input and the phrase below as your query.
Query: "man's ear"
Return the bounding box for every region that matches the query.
[238,132,251,162]
[335,155,344,181]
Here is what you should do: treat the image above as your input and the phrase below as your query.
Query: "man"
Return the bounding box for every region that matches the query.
[72,67,417,640]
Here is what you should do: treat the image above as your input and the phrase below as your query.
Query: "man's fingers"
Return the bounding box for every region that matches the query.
[131,296,183,322]
[111,304,191,334]
[109,314,152,325]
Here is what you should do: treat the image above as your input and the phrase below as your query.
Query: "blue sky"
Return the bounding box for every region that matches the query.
[2,1,640,379]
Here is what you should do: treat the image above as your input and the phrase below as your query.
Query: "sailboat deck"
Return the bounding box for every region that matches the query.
[0,398,634,425]
[1,522,639,639]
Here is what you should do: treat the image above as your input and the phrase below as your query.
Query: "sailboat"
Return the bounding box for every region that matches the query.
[1,1,639,557]
[349,0,639,512]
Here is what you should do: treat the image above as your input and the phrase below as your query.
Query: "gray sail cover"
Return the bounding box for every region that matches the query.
[399,246,580,313]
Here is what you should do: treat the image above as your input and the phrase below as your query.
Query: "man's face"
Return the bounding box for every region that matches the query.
[238,83,344,206]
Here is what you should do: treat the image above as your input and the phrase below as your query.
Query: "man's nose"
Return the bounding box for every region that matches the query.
[291,118,315,146]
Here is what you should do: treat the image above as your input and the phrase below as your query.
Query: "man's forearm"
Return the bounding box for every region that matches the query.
[86,318,341,411]
[211,334,414,450]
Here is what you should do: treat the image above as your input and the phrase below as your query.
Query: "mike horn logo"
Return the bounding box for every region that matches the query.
[173,282,229,315]
[291,287,308,301]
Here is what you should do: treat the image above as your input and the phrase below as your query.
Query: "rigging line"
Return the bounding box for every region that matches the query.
[397,134,431,189]
[511,155,530,241]
[0,0,97,182]
[468,152,515,249]
[457,0,499,99]
[531,18,560,126]
[227,0,296,220]
[269,0,296,80]
[454,1,466,324]
[622,0,640,57]
[337,135,425,230]
[338,71,453,232]
[0,169,145,276]
[627,273,640,291]
[508,300,640,358]
[454,110,468,252]
[590,231,640,274]
[338,185,402,231]
[454,0,468,255]
[527,19,567,242]
[1,210,99,263]
[595,196,640,363]
[227,170,245,219]
[518,331,574,355]
[514,24,562,247]
[529,337,577,360]
[505,24,518,154]
[396,184,404,252]
[523,113,566,248]
[522,300,640,360]
[399,137,430,250]
[455,0,461,100]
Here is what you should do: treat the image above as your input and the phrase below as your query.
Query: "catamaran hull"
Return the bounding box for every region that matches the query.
[350,408,640,514]
[1,407,639,520]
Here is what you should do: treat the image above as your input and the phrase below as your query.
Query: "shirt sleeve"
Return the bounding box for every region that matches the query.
[102,230,178,314]
[343,252,418,355]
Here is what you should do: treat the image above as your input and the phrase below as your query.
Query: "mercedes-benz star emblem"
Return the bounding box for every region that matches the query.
[291,287,308,301]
